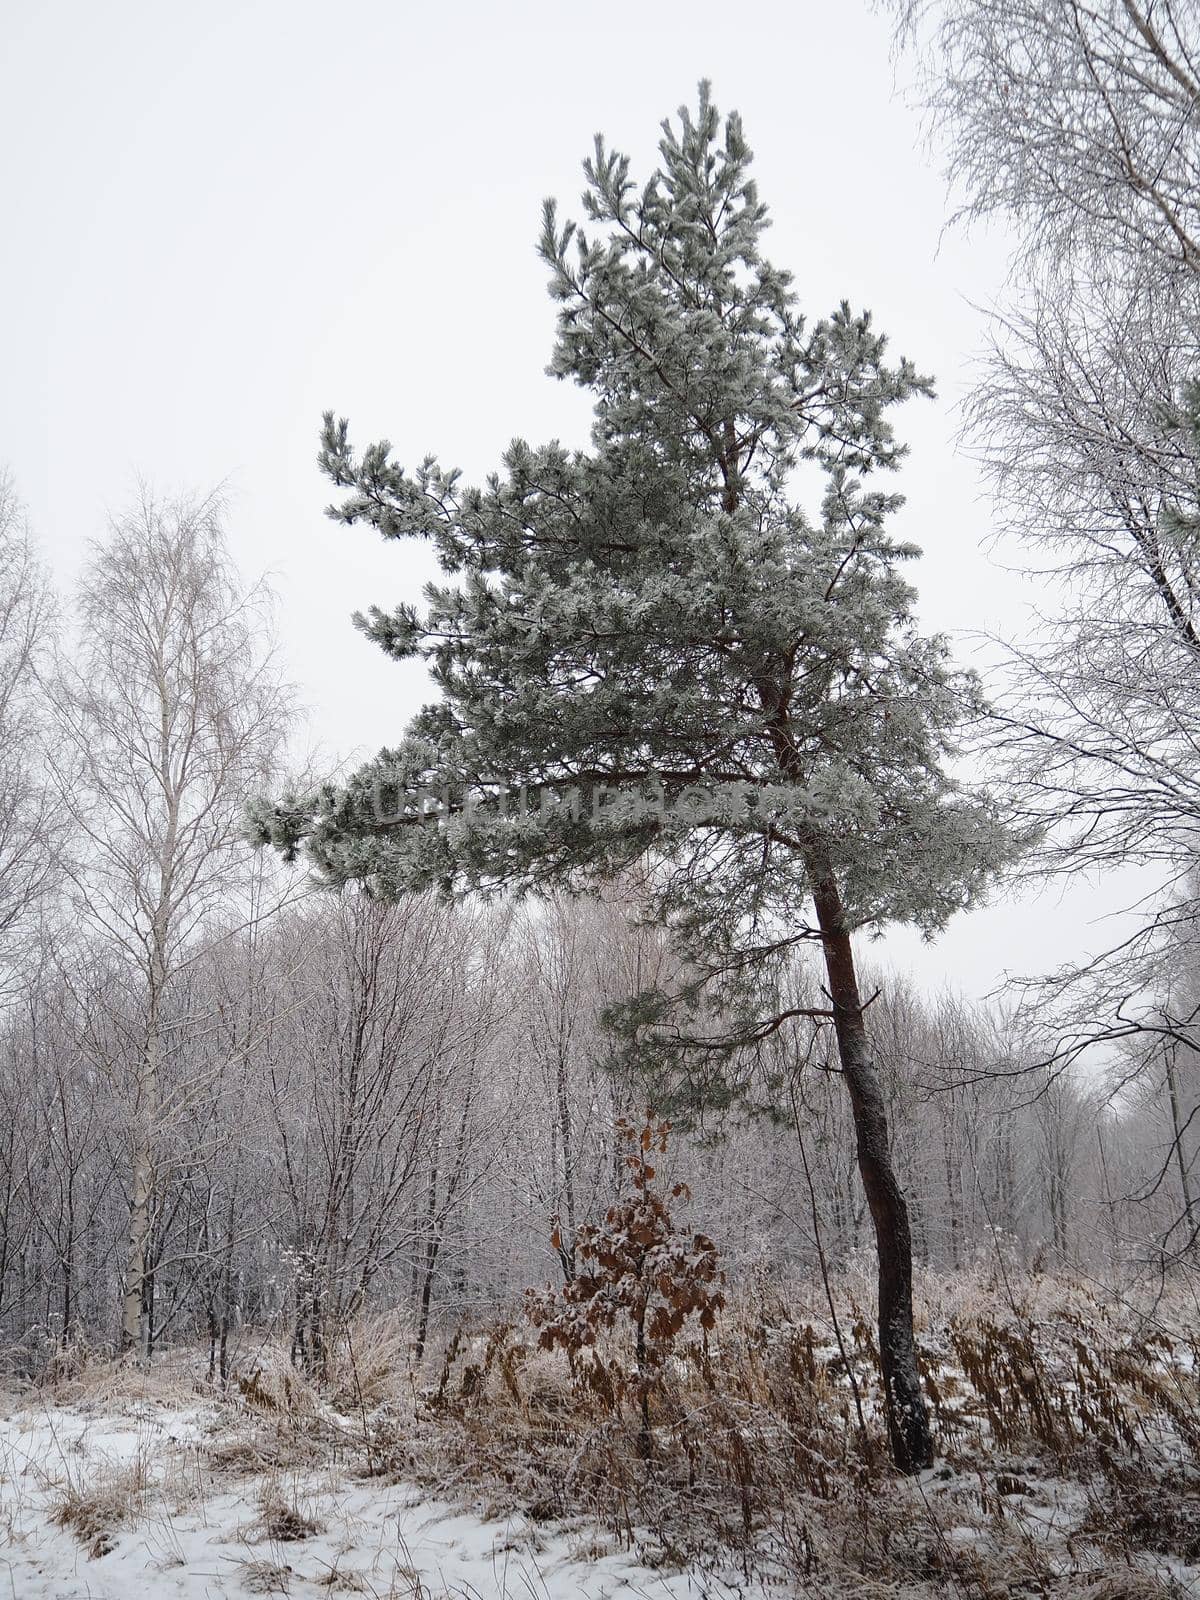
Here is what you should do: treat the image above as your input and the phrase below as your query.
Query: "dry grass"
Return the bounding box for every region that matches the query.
[252,1478,325,1542]
[236,1556,295,1593]
[323,1311,413,1414]
[15,1268,1200,1596]
[29,1340,208,1409]
[205,1346,353,1479]
[355,1268,1200,1595]
[238,1347,324,1417]
[49,1453,151,1558]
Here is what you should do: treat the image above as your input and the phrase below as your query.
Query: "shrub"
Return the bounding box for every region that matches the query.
[525,1116,725,1458]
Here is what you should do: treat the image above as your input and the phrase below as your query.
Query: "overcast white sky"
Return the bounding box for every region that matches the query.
[0,0,1136,1001]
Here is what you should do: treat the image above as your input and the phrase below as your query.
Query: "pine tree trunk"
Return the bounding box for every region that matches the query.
[805,847,934,1474]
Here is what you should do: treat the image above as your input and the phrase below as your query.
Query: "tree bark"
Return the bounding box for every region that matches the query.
[805,846,934,1474]
[412,1127,442,1364]
[1165,1044,1197,1233]
[121,1138,153,1356]
[635,1300,651,1462]
[121,1000,160,1360]
[554,1041,578,1282]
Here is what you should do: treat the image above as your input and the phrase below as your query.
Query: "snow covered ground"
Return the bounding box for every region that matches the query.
[0,1396,761,1599]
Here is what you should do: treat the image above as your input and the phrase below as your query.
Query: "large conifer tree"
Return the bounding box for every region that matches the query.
[254,86,1019,1471]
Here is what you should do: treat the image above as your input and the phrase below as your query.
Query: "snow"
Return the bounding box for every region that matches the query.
[0,1398,762,1599]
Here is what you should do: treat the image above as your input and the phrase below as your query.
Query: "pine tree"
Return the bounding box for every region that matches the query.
[253,85,1021,1471]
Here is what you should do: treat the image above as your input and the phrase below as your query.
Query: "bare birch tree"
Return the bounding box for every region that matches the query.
[0,471,60,1008]
[893,6,1200,1237]
[48,488,293,1355]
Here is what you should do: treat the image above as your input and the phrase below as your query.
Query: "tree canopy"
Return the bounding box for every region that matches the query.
[252,85,1017,965]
